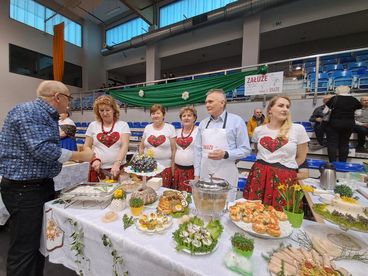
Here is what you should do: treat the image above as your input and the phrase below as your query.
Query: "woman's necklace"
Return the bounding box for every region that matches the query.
[181,125,194,139]
[101,121,115,134]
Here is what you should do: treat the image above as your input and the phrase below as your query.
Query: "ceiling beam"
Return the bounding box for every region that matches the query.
[119,0,157,26]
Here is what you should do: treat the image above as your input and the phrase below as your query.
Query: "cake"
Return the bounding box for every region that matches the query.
[130,154,157,173]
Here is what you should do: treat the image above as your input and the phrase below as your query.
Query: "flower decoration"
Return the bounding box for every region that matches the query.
[277,183,313,214]
[146,148,154,158]
[182,91,189,101]
[138,90,144,97]
[113,189,126,200]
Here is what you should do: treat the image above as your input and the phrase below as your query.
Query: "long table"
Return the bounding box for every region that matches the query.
[40,188,367,276]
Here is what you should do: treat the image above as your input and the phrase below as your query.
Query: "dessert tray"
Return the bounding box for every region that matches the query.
[124,164,165,177]
[229,199,293,239]
[136,212,172,233]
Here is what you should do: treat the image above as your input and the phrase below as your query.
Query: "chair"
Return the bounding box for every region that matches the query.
[171,122,181,129]
[358,70,368,90]
[338,53,356,64]
[332,70,353,89]
[309,73,330,92]
[323,64,343,76]
[320,58,338,66]
[356,54,368,62]
[348,62,368,75]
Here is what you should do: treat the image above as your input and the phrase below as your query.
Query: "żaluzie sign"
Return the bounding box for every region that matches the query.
[244,71,284,95]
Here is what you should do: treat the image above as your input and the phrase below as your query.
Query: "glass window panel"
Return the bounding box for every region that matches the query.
[160,0,236,27]
[106,17,149,46]
[9,44,82,87]
[10,0,82,47]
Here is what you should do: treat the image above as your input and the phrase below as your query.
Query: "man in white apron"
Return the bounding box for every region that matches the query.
[194,89,251,202]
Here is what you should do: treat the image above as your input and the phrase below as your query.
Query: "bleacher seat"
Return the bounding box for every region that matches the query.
[332,70,353,89]
[76,139,84,144]
[323,64,343,76]
[141,122,149,128]
[348,62,367,75]
[358,69,368,90]
[171,122,181,129]
[75,122,82,127]
[332,162,364,173]
[237,178,247,191]
[240,155,256,162]
[127,122,134,128]
[132,122,141,128]
[309,73,329,92]
[320,58,338,66]
[356,54,368,62]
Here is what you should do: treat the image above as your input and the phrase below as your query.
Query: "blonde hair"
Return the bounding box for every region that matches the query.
[37,80,69,97]
[93,95,120,122]
[266,96,292,138]
[179,106,197,121]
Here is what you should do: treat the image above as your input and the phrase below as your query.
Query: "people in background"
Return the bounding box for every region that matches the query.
[354,96,368,152]
[194,89,251,202]
[59,112,77,151]
[309,95,333,146]
[324,86,361,162]
[139,104,176,188]
[243,96,309,210]
[0,80,93,276]
[84,95,131,182]
[247,108,266,139]
[173,106,198,191]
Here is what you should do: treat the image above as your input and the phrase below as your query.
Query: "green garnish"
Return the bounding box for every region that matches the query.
[231,232,254,252]
[334,185,353,198]
[122,214,136,230]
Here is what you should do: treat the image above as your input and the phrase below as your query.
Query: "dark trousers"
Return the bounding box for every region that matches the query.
[325,125,353,162]
[354,125,368,148]
[313,123,326,146]
[0,177,55,276]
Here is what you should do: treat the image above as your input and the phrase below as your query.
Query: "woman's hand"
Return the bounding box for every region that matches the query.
[91,159,101,172]
[111,162,121,178]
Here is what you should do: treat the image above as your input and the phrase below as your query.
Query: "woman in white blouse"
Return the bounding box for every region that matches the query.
[139,104,176,188]
[173,106,198,191]
[243,96,309,210]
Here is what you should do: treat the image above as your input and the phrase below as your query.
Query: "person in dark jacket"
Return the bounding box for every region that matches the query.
[309,95,333,146]
[325,86,362,162]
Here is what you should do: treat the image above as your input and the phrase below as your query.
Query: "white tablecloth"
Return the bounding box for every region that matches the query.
[40,188,367,276]
[0,162,89,225]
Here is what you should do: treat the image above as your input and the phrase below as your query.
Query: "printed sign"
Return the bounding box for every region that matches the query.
[244,71,284,95]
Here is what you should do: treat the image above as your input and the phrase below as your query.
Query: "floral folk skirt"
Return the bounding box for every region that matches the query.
[158,167,173,188]
[173,164,194,192]
[243,160,297,211]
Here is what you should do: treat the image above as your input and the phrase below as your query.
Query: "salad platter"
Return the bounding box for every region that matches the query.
[172,216,223,255]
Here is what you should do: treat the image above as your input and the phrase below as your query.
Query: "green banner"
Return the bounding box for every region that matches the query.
[109,66,267,108]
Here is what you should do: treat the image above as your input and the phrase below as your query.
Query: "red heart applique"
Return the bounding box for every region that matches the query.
[176,136,193,150]
[96,132,120,147]
[147,135,166,147]
[259,136,288,153]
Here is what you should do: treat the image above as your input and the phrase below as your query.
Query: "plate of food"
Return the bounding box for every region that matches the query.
[228,199,293,239]
[265,245,350,276]
[136,212,172,233]
[172,216,223,255]
[313,194,368,233]
[156,190,191,218]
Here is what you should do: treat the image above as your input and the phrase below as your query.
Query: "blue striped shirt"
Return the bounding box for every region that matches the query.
[0,98,63,180]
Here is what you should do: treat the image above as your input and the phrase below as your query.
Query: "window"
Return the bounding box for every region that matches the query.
[160,0,236,27]
[106,17,149,46]
[10,0,82,47]
[9,44,82,88]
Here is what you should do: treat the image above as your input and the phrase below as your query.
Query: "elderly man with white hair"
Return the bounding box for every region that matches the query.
[324,85,361,162]
[0,80,93,276]
[194,89,251,201]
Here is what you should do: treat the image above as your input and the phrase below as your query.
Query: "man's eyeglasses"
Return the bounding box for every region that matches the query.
[58,92,74,101]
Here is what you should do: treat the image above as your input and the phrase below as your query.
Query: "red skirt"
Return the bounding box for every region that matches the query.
[243,160,297,211]
[173,164,194,192]
[158,167,173,188]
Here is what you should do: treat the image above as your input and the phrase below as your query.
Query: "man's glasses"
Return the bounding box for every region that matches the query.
[58,92,74,101]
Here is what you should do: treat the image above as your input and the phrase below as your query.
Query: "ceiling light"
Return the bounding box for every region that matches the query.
[295,66,301,70]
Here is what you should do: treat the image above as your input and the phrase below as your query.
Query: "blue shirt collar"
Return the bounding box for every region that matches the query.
[36,98,59,120]
[211,110,227,122]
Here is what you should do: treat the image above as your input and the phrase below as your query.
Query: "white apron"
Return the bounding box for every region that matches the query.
[200,113,238,202]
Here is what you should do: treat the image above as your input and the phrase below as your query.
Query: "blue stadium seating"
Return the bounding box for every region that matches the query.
[309,73,329,92]
[332,70,353,89]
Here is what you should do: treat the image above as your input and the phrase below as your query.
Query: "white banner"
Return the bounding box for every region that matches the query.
[244,71,284,95]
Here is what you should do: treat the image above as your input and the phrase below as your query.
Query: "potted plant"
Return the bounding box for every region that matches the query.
[109,189,126,212]
[277,183,314,228]
[231,232,254,258]
[129,197,144,216]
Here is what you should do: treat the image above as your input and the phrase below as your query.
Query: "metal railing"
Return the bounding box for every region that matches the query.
[71,47,368,112]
